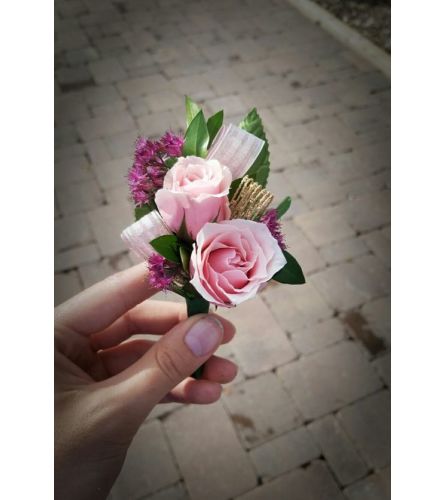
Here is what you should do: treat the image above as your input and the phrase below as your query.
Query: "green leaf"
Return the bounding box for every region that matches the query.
[185,96,201,128]
[273,250,306,285]
[150,235,181,264]
[239,108,270,186]
[134,204,152,221]
[164,157,178,169]
[276,196,292,219]
[184,110,209,158]
[207,110,224,147]
[179,245,191,273]
[186,295,210,316]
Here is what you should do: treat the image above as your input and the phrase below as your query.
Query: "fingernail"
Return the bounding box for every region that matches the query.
[184,316,223,357]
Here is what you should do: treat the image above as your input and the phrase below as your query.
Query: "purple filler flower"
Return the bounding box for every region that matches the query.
[260,209,286,250]
[147,253,177,291]
[160,131,184,157]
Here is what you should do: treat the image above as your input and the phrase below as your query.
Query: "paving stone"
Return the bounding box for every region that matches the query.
[56,179,104,215]
[223,372,303,449]
[336,191,390,233]
[218,296,296,376]
[55,155,95,187]
[144,89,185,113]
[361,230,390,267]
[263,281,333,333]
[308,415,368,485]
[83,84,122,107]
[361,296,391,344]
[310,260,388,312]
[236,460,344,500]
[76,111,135,141]
[207,95,248,117]
[93,157,129,190]
[55,271,83,306]
[111,420,180,500]
[277,341,382,420]
[103,129,139,159]
[249,427,320,481]
[84,138,113,165]
[137,109,184,137]
[54,213,94,251]
[320,238,369,265]
[78,254,132,288]
[271,101,318,127]
[164,402,257,500]
[55,93,90,125]
[291,318,347,355]
[117,74,170,99]
[294,208,355,248]
[88,201,134,257]
[373,353,391,387]
[307,117,361,154]
[354,254,390,296]
[142,482,190,500]
[55,244,101,272]
[89,57,127,84]
[338,391,390,469]
[92,100,127,117]
[344,467,390,500]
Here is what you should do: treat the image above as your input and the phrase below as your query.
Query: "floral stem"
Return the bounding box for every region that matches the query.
[186,296,210,379]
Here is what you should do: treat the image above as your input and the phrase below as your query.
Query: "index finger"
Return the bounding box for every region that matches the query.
[55,262,157,335]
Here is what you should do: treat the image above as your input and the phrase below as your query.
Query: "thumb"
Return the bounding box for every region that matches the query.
[110,314,224,410]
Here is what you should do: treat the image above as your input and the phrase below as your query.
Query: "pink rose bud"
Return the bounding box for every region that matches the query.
[155,156,232,239]
[189,219,287,307]
[121,210,171,260]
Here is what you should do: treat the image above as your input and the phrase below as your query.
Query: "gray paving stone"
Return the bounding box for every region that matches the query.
[87,201,134,257]
[54,213,94,252]
[142,482,190,500]
[263,281,333,333]
[249,427,320,481]
[277,341,382,420]
[111,420,180,500]
[145,89,184,113]
[337,191,390,233]
[164,402,257,500]
[223,372,303,449]
[76,111,135,141]
[344,467,390,500]
[310,260,388,312]
[319,238,369,265]
[291,318,347,355]
[137,109,184,138]
[55,244,101,272]
[361,296,391,344]
[373,353,391,387]
[89,57,127,84]
[54,271,83,306]
[236,460,344,500]
[56,179,104,215]
[338,390,390,469]
[361,230,391,267]
[117,74,170,99]
[55,155,95,187]
[92,157,129,190]
[308,415,368,485]
[218,296,296,377]
[78,254,132,288]
[294,209,355,247]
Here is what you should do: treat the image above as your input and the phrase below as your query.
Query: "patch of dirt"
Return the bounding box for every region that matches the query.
[313,0,390,53]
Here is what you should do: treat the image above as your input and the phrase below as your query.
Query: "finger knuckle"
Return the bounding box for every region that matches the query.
[154,346,183,383]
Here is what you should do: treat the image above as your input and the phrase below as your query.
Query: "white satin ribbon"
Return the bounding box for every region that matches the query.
[121,210,171,260]
[207,123,265,180]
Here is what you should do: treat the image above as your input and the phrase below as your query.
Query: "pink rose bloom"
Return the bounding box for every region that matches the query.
[189,219,287,307]
[155,156,231,239]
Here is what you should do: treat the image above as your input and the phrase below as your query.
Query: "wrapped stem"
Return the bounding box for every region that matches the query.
[186,296,210,379]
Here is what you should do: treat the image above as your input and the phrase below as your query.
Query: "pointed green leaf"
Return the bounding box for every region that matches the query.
[134,204,153,221]
[150,235,181,264]
[273,250,305,285]
[276,196,292,219]
[179,245,191,273]
[185,96,201,127]
[184,110,209,158]
[207,110,224,147]
[239,108,270,186]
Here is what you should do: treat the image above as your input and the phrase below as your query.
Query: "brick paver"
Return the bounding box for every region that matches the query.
[55,0,390,496]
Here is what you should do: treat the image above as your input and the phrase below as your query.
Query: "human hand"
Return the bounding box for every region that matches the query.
[54,263,237,500]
